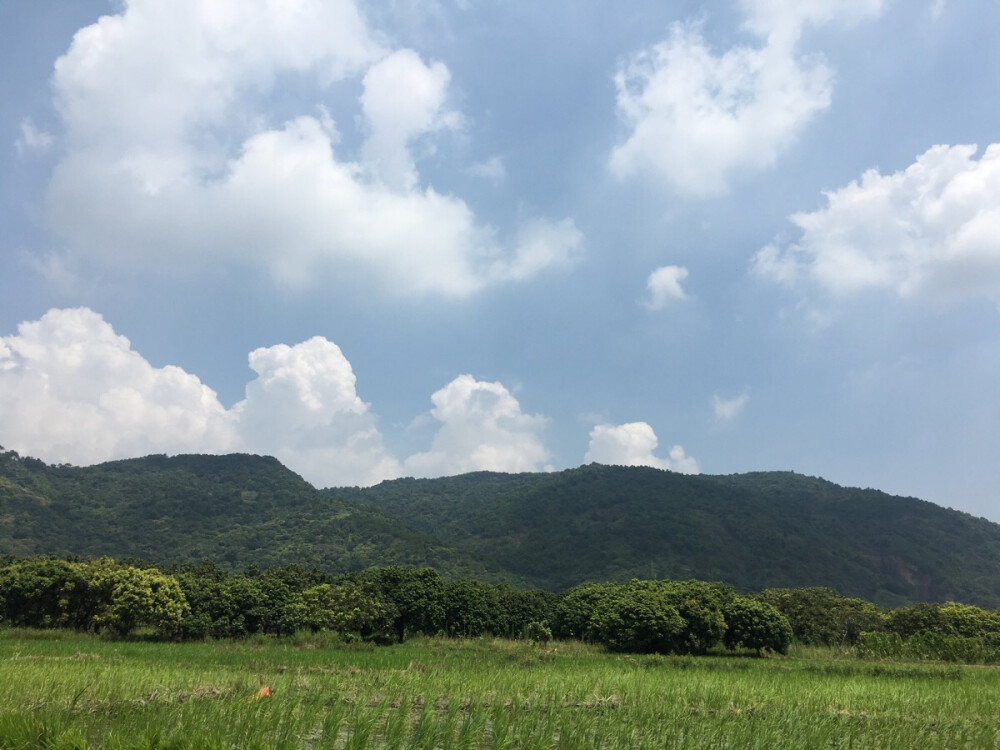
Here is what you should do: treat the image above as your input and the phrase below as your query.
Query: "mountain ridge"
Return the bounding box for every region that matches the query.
[3,448,1000,608]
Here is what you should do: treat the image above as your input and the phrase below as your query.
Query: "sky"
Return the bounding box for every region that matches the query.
[1,0,999,519]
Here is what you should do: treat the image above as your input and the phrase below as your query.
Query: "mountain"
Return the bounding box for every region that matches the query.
[4,448,1000,608]
[0,449,491,579]
[330,464,1000,608]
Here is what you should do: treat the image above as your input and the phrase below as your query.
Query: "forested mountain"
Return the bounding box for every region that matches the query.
[0,449,490,579]
[331,465,1000,608]
[4,448,1000,608]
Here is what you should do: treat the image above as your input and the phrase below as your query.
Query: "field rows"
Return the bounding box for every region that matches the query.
[2,632,998,749]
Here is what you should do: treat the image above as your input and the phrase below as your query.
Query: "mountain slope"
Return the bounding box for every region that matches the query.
[331,464,1000,607]
[0,449,491,579]
[5,448,1000,608]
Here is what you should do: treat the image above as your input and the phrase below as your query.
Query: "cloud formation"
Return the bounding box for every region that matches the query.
[713,391,750,421]
[754,143,1000,305]
[360,49,460,191]
[610,0,884,195]
[44,0,580,296]
[232,337,402,487]
[404,375,550,476]
[643,265,689,309]
[0,309,562,486]
[584,422,699,474]
[0,308,236,465]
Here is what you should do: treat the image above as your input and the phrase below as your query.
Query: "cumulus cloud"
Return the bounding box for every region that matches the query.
[0,309,397,486]
[360,49,460,191]
[643,265,689,309]
[0,308,237,465]
[584,422,699,474]
[404,375,550,476]
[0,309,563,486]
[753,143,1000,305]
[713,391,750,421]
[610,1,884,195]
[232,338,402,487]
[44,0,580,296]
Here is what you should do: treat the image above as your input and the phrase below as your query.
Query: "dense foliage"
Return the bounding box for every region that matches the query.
[6,448,1000,608]
[0,557,562,645]
[332,464,1000,607]
[0,449,492,580]
[0,558,188,637]
[7,556,1000,665]
[553,579,790,655]
[757,587,886,646]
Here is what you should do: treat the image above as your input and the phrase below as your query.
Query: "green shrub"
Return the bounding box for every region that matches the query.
[722,596,793,655]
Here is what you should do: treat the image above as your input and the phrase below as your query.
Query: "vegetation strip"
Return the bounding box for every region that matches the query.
[2,632,998,749]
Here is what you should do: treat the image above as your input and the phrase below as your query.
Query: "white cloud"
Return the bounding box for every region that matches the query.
[44,0,580,297]
[0,309,398,487]
[360,49,460,191]
[643,265,689,309]
[232,338,402,487]
[713,391,749,421]
[0,308,237,464]
[0,310,564,486]
[753,143,1000,306]
[584,422,699,474]
[610,1,884,195]
[15,118,53,155]
[404,374,550,476]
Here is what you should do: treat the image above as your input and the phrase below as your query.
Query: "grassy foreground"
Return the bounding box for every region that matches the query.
[1,631,998,749]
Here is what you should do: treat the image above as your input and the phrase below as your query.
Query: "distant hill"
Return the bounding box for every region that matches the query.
[5,448,1000,608]
[330,464,1000,608]
[0,449,491,579]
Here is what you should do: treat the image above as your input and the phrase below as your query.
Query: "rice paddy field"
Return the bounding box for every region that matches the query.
[2,630,998,749]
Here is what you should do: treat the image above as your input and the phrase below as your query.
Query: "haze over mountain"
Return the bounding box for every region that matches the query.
[4,449,1000,608]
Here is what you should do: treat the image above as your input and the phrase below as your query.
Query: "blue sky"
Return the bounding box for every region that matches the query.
[2,0,999,519]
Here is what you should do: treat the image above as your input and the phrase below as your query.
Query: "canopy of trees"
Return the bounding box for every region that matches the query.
[6,557,1000,662]
[6,450,1000,608]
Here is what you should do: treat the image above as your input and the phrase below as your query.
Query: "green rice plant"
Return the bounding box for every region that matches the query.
[5,630,1000,748]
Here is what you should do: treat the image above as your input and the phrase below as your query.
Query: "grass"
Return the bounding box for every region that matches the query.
[1,630,998,748]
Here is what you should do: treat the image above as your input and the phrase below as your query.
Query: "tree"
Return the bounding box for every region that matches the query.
[493,585,560,639]
[353,566,447,641]
[653,580,733,654]
[587,583,686,654]
[81,561,189,638]
[294,582,389,637]
[553,582,621,641]
[444,579,501,637]
[722,596,793,655]
[0,558,88,629]
[758,587,884,646]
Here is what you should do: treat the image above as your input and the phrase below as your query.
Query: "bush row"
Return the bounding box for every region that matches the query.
[758,586,1000,663]
[6,558,1000,661]
[0,558,792,653]
[0,558,561,642]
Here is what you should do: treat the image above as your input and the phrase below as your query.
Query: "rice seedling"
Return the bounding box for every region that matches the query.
[3,630,1000,748]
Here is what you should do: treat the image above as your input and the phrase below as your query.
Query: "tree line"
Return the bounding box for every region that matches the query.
[5,557,1000,661]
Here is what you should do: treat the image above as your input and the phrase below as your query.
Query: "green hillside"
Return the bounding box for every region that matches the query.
[5,447,1000,608]
[331,464,1000,607]
[0,449,489,579]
